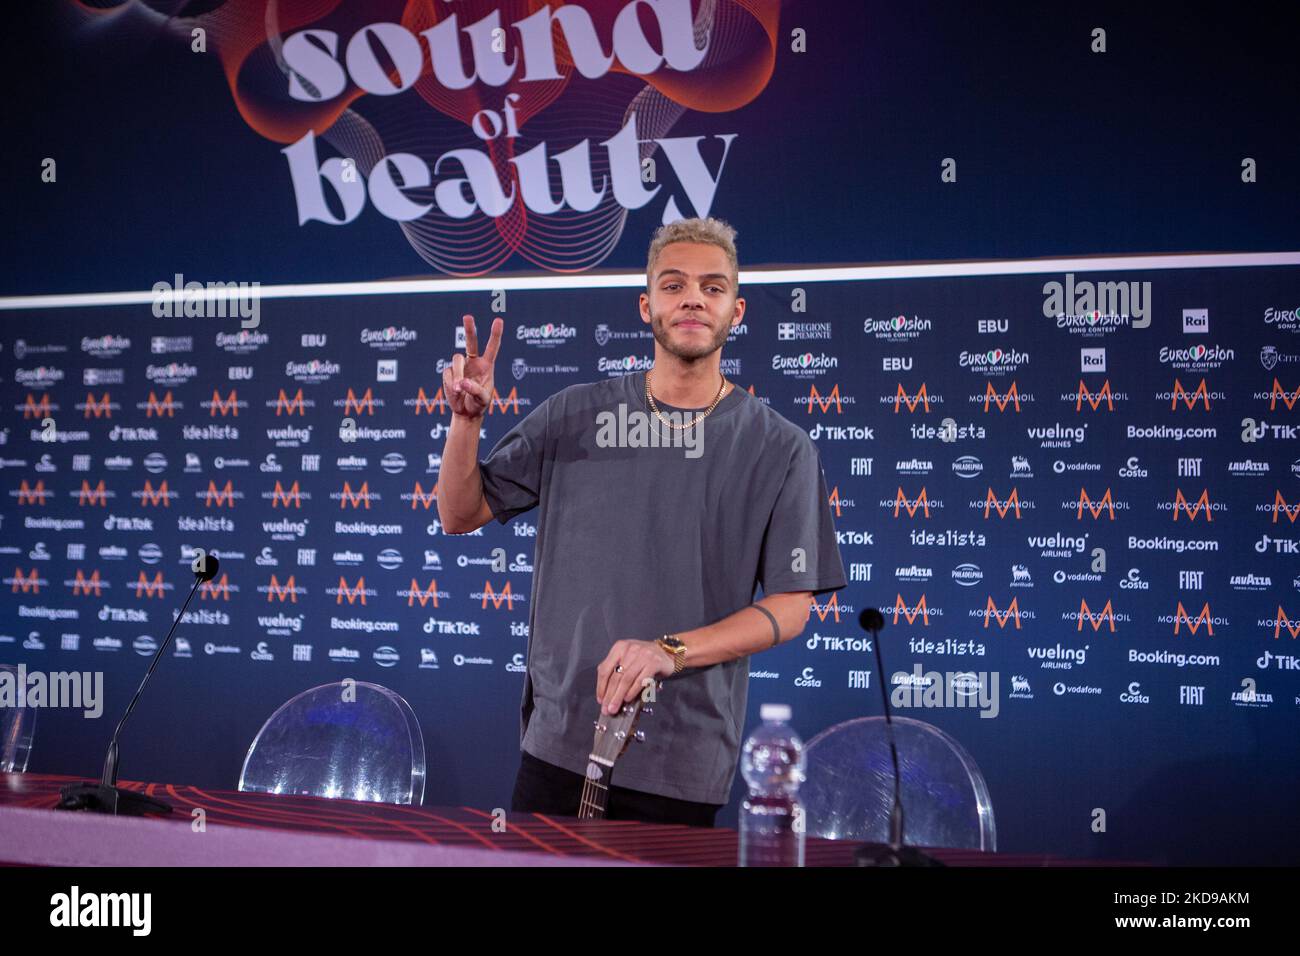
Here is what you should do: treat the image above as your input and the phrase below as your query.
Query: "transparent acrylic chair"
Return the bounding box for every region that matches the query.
[1,664,37,773]
[238,681,426,805]
[802,716,996,850]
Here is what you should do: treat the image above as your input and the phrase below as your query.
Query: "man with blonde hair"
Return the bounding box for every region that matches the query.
[437,216,846,826]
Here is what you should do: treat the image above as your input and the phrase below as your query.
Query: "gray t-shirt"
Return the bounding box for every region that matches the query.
[477,369,847,804]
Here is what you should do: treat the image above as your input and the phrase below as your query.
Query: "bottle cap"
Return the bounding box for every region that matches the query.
[760,703,791,722]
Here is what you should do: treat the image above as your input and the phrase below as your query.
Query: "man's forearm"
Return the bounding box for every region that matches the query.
[437,413,486,532]
[673,592,814,669]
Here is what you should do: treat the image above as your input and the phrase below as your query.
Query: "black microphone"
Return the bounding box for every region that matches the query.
[57,550,220,815]
[852,607,942,867]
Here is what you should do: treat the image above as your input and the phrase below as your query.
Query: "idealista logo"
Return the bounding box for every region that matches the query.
[1041,273,1150,331]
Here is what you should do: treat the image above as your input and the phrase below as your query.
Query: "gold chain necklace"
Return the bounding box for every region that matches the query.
[645,368,730,430]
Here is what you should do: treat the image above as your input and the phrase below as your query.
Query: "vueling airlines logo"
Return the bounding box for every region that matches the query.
[891,592,931,626]
[891,486,933,518]
[1171,488,1214,521]
[20,393,54,418]
[1077,598,1117,633]
[77,480,109,507]
[1167,378,1212,410]
[480,580,520,610]
[407,578,441,608]
[1271,491,1300,524]
[982,487,1025,519]
[810,593,846,623]
[891,383,933,414]
[133,571,166,599]
[983,596,1022,629]
[977,380,1026,412]
[1267,378,1299,411]
[16,480,51,505]
[70,569,104,597]
[1173,601,1214,635]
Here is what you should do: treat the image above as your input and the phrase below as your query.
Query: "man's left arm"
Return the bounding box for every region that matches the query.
[595,592,813,715]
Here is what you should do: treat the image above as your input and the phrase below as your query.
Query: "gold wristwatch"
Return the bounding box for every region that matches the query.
[657,634,687,674]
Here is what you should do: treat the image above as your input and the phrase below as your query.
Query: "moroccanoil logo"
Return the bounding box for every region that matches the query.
[811,592,846,624]
[978,380,1024,413]
[1274,606,1300,640]
[270,481,303,508]
[341,388,376,416]
[202,480,236,508]
[409,481,438,510]
[144,391,178,417]
[407,578,441,608]
[133,571,166,599]
[207,388,241,416]
[338,481,371,509]
[16,480,50,505]
[1073,379,1115,412]
[1268,378,1299,411]
[77,480,108,507]
[1172,488,1214,521]
[411,386,447,415]
[265,574,298,603]
[21,393,53,418]
[1077,597,1117,633]
[11,567,41,593]
[82,392,113,419]
[479,580,520,610]
[892,486,933,518]
[1271,491,1300,524]
[806,383,844,415]
[70,569,104,597]
[1173,601,1214,636]
[1168,378,1212,411]
[891,593,931,626]
[892,383,932,414]
[1075,487,1115,520]
[335,576,368,605]
[982,487,1024,519]
[200,574,232,601]
[274,388,308,415]
[982,596,1022,629]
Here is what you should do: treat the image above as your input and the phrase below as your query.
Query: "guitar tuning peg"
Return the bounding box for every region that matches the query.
[634,730,646,742]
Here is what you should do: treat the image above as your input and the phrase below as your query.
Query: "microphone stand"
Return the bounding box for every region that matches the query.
[853,607,943,867]
[57,554,219,815]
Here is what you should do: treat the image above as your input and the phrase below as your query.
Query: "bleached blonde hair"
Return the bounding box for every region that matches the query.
[645,216,739,291]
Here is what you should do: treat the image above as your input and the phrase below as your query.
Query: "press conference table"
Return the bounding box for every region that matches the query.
[0,772,1075,867]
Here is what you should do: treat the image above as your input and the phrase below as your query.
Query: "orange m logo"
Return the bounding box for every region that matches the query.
[983,487,1022,519]
[266,574,297,603]
[342,388,375,416]
[336,576,367,605]
[17,480,49,506]
[891,593,929,626]
[200,574,231,601]
[892,486,931,518]
[71,569,103,597]
[139,479,170,507]
[1169,378,1211,410]
[984,596,1021,629]
[1272,491,1300,524]
[21,393,52,419]
[144,391,176,417]
[204,480,235,508]
[11,567,40,593]
[209,388,240,416]
[1075,379,1114,412]
[339,481,370,509]
[488,387,521,414]
[1077,487,1115,520]
[1172,488,1213,522]
[134,571,166,599]
[1269,378,1300,411]
[1078,598,1116,633]
[271,481,302,508]
[275,389,307,415]
[407,578,440,608]
[481,580,518,610]
[1173,601,1214,636]
[78,480,108,507]
[1275,607,1300,640]
[83,392,112,419]
[810,593,844,623]
[893,383,931,414]
[806,383,843,414]
[981,380,1022,413]
[412,386,447,415]
[410,481,437,510]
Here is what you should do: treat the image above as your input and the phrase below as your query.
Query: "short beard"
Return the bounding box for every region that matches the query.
[649,305,730,361]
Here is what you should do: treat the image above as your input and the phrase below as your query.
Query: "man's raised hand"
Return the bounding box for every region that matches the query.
[444,314,503,420]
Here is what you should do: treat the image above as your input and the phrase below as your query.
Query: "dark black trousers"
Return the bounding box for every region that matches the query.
[510,749,723,828]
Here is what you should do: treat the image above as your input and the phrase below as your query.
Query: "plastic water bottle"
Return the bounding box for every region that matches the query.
[739,703,806,867]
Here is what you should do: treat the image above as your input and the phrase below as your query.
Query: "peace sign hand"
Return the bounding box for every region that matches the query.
[444,314,503,420]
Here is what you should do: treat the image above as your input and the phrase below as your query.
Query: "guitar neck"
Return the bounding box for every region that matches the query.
[577,758,612,819]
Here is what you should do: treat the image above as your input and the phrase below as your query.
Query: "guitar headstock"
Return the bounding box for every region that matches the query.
[590,682,659,765]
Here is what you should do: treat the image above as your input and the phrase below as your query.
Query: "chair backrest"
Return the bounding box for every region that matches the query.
[801,716,996,850]
[238,681,425,805]
[0,664,37,773]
